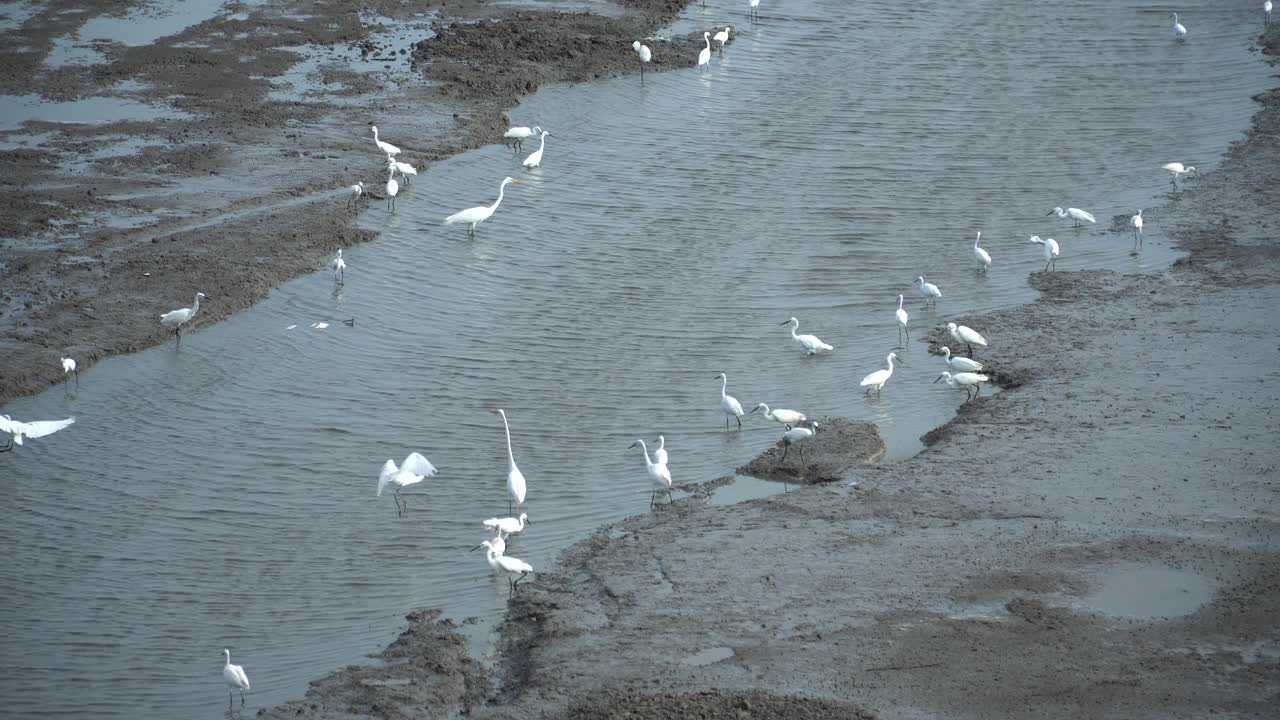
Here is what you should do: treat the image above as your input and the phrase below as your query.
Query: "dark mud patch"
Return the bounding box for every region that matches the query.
[736,416,884,484]
[568,688,877,720]
[257,608,488,720]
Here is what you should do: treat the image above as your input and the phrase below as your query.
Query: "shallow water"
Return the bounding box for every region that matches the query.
[0,1,1272,717]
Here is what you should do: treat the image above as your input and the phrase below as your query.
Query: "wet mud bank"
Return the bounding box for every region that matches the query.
[736,416,884,485]
[0,0,715,405]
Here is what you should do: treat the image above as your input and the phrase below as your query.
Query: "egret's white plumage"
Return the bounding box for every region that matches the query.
[346,181,364,210]
[377,452,438,516]
[1130,209,1144,249]
[947,322,988,357]
[780,316,833,355]
[697,31,711,70]
[1030,235,1060,271]
[914,276,942,306]
[1267,1,1273,25]
[160,291,205,345]
[715,373,746,428]
[388,157,417,185]
[860,353,900,397]
[222,649,250,708]
[935,370,990,401]
[654,435,669,466]
[522,130,550,168]
[896,294,910,346]
[480,540,533,595]
[503,125,541,152]
[60,357,78,387]
[332,248,346,284]
[497,409,527,514]
[632,41,652,82]
[474,533,506,556]
[713,27,730,52]
[483,512,530,539]
[1172,12,1187,40]
[939,346,983,373]
[385,170,399,211]
[749,403,807,427]
[780,422,817,480]
[445,177,519,237]
[1048,206,1095,227]
[370,125,400,156]
[750,0,761,20]
[1162,162,1195,187]
[630,439,673,507]
[0,414,75,451]
[973,231,991,270]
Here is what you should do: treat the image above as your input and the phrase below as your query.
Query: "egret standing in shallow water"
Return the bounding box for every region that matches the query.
[780,317,833,355]
[522,130,550,169]
[332,248,346,284]
[780,422,817,485]
[160,291,205,346]
[1172,12,1187,40]
[377,452,438,517]
[0,414,74,451]
[1048,206,1095,228]
[1267,1,1273,26]
[750,0,761,22]
[1030,235,1060,271]
[939,347,983,373]
[370,125,400,156]
[697,31,712,71]
[483,512,530,539]
[385,171,399,212]
[496,409,527,514]
[479,539,533,596]
[860,353,901,397]
[630,439,673,507]
[346,181,364,210]
[503,125,540,153]
[222,649,250,709]
[1130,210,1144,250]
[972,231,992,271]
[445,177,520,238]
[715,373,745,428]
[750,403,807,426]
[388,157,417,185]
[895,295,910,346]
[632,41,652,83]
[60,357,78,387]
[946,322,988,357]
[914,276,942,307]
[654,435,669,466]
[1162,163,1195,187]
[713,27,730,53]
[935,370,989,401]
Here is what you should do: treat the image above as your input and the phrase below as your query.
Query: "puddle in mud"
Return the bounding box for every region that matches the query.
[0,1,42,32]
[0,130,57,150]
[707,475,788,507]
[76,0,244,46]
[0,94,191,131]
[682,646,735,666]
[1085,563,1214,619]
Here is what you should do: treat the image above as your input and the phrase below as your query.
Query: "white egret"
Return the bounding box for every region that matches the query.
[938,346,983,373]
[160,291,206,346]
[444,177,520,238]
[860,353,901,397]
[632,41,651,83]
[750,0,761,21]
[522,130,550,169]
[654,435,669,466]
[713,27,730,53]
[388,157,417,185]
[914,276,942,306]
[946,322,988,357]
[895,295,910,346]
[472,533,506,556]
[630,439,674,507]
[377,452,438,517]
[934,370,990,401]
[311,322,329,329]
[222,649,250,709]
[370,125,400,156]
[503,125,541,153]
[346,181,364,210]
[749,403,807,426]
[1130,210,1144,249]
[479,539,533,595]
[714,373,745,428]
[332,248,346,284]
[780,421,817,466]
[973,231,991,271]
[60,357,78,387]
[1172,12,1187,40]
[1267,1,1273,25]
[385,171,399,212]
[0,414,75,451]
[483,512,531,539]
[1162,162,1195,187]
[1047,206,1096,228]
[780,316,833,355]
[1030,235,1060,272]
[497,409,527,514]
[697,31,711,70]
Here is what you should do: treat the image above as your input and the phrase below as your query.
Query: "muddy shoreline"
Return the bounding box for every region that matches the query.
[0,0,719,405]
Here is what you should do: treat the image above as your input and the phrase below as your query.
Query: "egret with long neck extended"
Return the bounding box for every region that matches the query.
[630,439,673,507]
[780,316,833,355]
[714,373,745,428]
[497,409,527,514]
[160,292,205,346]
[895,295,909,346]
[860,353,901,397]
[445,177,520,237]
[973,231,991,271]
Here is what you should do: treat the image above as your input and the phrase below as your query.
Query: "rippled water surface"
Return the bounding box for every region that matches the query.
[1,1,1272,716]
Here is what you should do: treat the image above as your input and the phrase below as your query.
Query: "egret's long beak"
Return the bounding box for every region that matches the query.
[510,179,522,184]
[933,375,945,384]
[778,320,790,325]
[1045,210,1055,216]
[628,442,639,449]
[469,544,484,552]
[748,406,760,414]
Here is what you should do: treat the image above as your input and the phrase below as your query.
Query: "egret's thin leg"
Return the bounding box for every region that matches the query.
[736,415,741,428]
[798,445,805,465]
[781,445,789,462]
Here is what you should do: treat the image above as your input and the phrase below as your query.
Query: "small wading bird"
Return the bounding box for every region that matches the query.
[479,539,533,596]
[896,295,910,346]
[496,409,527,514]
[472,533,505,556]
[61,357,78,387]
[714,373,745,428]
[914,275,942,306]
[388,156,417,185]
[860,352,901,397]
[370,125,400,156]
[780,421,818,477]
[483,512,530,539]
[376,452,438,517]
[947,322,988,357]
[630,439,673,507]
[749,403,807,427]
[0,414,75,451]
[780,316,833,355]
[632,41,651,83]
[523,130,551,169]
[1030,235,1060,271]
[346,181,364,210]
[654,435,669,466]
[750,0,761,22]
[939,346,983,373]
[1172,12,1187,40]
[713,27,730,53]
[445,177,520,238]
[332,248,346,284]
[1267,1,1273,26]
[973,230,991,271]
[222,649,250,709]
[1130,210,1144,249]
[503,125,541,153]
[697,31,712,71]
[1048,206,1096,228]
[385,170,399,212]
[935,370,990,401]
[1162,162,1195,187]
[160,292,206,346]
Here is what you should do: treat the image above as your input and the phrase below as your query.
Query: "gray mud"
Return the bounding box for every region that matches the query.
[736,416,884,485]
